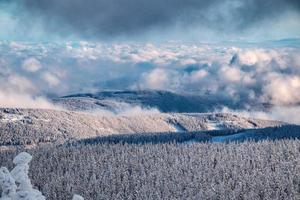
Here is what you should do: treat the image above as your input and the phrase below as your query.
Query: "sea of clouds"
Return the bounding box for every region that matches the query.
[0,41,299,122]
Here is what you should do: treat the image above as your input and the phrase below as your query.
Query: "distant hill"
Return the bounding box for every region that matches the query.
[55,90,269,113]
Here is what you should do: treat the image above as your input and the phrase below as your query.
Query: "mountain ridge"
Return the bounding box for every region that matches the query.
[0,108,286,147]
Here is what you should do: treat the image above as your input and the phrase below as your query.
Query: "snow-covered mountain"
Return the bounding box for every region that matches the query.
[54,90,269,113]
[0,91,299,200]
[0,108,287,147]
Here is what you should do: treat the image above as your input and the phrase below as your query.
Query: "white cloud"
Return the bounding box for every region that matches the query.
[219,66,243,82]
[190,69,208,82]
[263,74,300,105]
[1,41,300,114]
[85,102,160,117]
[0,92,56,109]
[22,57,42,72]
[0,74,56,109]
[42,72,60,87]
[220,106,300,125]
[141,68,171,90]
[235,49,271,66]
[268,106,300,124]
[3,75,37,94]
[180,58,197,66]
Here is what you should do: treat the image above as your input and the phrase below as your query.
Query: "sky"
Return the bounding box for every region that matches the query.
[0,0,299,42]
[0,0,300,123]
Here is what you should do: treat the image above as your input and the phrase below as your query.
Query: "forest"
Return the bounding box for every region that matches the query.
[0,139,299,200]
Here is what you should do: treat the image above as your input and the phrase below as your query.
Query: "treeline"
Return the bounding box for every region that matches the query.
[69,124,300,145]
[73,131,211,145]
[0,139,299,200]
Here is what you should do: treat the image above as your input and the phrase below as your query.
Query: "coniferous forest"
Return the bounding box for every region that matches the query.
[1,139,299,200]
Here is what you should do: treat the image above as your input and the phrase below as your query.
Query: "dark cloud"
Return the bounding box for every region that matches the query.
[16,0,300,39]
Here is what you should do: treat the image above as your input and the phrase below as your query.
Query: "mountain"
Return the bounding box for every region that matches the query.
[54,90,269,113]
[1,91,299,200]
[0,108,285,147]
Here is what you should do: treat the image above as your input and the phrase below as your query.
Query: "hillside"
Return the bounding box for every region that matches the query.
[72,124,300,145]
[55,90,270,113]
[1,140,299,200]
[0,108,285,147]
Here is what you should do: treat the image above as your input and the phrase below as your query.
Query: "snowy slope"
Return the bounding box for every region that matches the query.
[210,125,300,142]
[0,108,285,147]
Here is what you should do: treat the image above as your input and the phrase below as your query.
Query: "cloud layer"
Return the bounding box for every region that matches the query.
[0,41,300,122]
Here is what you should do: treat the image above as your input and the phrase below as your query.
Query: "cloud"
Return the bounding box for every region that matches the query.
[0,74,56,109]
[137,45,300,107]
[1,41,300,112]
[141,69,174,90]
[219,66,243,82]
[3,75,37,94]
[220,106,300,125]
[1,0,299,41]
[117,105,160,116]
[22,57,42,72]
[0,92,56,109]
[42,72,60,87]
[85,102,161,116]
[263,74,300,105]
[268,106,300,124]
[190,69,208,83]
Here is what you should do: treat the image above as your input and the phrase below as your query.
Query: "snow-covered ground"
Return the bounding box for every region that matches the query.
[0,113,25,122]
[169,122,186,132]
[205,120,222,130]
[0,108,287,146]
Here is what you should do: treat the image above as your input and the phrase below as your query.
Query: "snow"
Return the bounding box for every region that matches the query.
[72,195,84,200]
[0,152,45,200]
[0,152,84,200]
[0,113,25,123]
[0,167,17,199]
[170,123,186,132]
[0,108,287,146]
[206,120,222,130]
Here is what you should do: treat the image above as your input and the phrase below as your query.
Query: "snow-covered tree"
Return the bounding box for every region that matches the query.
[72,194,84,200]
[0,167,17,200]
[10,152,45,200]
[0,152,84,200]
